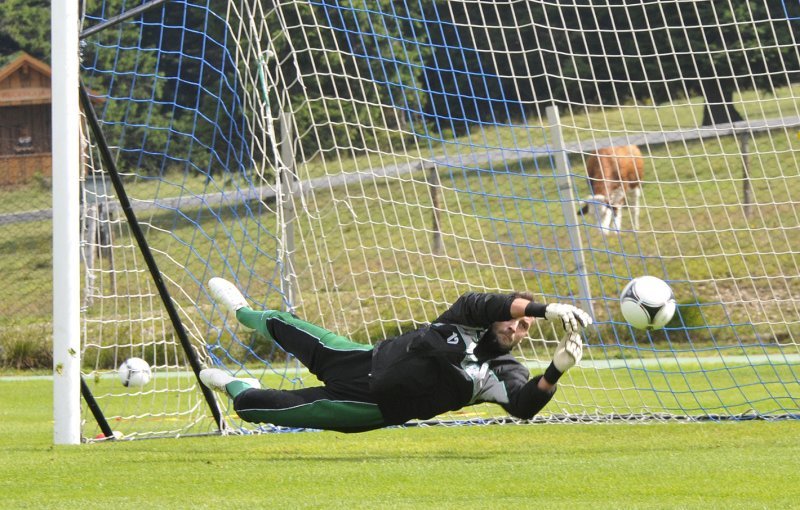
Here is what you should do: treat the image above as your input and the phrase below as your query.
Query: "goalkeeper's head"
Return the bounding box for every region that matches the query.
[479,291,535,355]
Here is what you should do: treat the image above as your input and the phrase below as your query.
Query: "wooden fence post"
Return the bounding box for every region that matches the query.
[428,165,443,255]
[739,131,753,218]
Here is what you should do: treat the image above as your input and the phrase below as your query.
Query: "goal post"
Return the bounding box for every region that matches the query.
[52,0,81,445]
[57,0,800,442]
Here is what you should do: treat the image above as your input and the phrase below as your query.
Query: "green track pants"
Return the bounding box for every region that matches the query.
[227,308,386,432]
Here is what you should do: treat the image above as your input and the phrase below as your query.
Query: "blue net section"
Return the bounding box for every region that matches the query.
[77,0,800,437]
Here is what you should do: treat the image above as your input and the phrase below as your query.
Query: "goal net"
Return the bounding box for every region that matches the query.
[72,0,800,439]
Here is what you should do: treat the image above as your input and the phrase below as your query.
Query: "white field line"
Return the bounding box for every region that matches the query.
[2,354,798,382]
[530,353,800,370]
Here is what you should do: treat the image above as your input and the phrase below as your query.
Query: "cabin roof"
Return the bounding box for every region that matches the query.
[0,51,51,84]
[0,51,52,107]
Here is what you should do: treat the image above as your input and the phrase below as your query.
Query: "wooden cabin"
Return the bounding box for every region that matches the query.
[0,52,52,186]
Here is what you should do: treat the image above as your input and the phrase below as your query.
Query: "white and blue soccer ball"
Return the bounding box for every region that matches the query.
[620,276,677,330]
[118,357,152,387]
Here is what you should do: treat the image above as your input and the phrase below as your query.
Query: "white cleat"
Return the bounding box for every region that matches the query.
[199,368,261,393]
[208,277,248,313]
[199,368,234,392]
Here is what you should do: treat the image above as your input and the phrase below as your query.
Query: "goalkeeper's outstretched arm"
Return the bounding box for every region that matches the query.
[509,297,593,333]
[501,332,584,419]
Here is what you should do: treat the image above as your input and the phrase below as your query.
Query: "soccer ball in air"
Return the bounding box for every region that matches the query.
[620,276,677,330]
[118,357,152,387]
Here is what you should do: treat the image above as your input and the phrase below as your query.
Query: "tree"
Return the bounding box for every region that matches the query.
[265,0,428,156]
[695,1,800,126]
[0,0,50,60]
[420,1,800,131]
[7,0,799,144]
[536,1,800,125]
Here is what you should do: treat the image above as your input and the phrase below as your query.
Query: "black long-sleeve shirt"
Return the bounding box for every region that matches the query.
[369,292,555,425]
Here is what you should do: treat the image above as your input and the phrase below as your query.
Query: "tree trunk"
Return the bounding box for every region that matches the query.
[701,78,744,126]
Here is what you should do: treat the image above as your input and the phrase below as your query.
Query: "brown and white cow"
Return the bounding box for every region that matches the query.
[578,145,645,231]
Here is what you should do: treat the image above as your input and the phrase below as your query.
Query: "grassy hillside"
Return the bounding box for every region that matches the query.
[1,86,798,364]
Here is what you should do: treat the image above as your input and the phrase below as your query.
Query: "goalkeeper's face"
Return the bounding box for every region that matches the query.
[491,317,533,352]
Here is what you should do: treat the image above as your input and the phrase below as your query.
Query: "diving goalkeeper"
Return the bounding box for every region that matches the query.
[201,278,591,432]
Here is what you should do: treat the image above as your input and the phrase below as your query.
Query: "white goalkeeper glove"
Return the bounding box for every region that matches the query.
[553,332,583,373]
[544,303,593,333]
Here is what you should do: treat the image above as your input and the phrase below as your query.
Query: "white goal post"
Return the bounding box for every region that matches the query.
[52,0,81,445]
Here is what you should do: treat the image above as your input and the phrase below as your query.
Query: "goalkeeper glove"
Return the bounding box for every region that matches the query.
[544,303,593,333]
[553,332,583,373]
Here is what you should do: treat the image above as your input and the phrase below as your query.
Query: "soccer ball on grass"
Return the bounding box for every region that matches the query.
[620,276,677,330]
[118,357,152,387]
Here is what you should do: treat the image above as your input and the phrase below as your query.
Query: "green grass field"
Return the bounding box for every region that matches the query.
[2,376,799,509]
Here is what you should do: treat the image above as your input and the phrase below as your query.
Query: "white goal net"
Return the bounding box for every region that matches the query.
[67,0,800,440]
